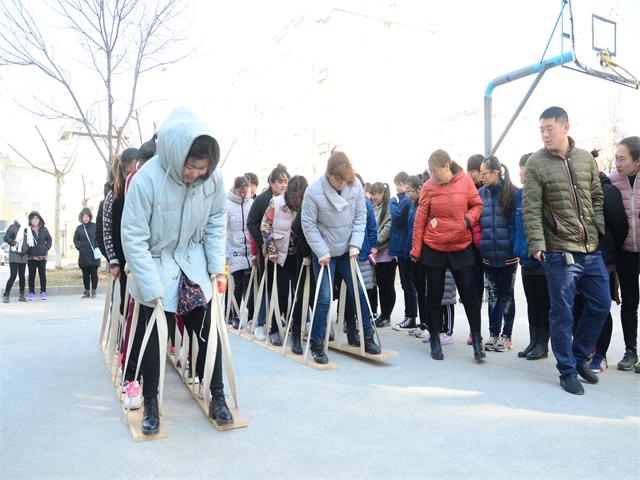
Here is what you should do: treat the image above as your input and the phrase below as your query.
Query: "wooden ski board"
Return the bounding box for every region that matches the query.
[264,343,338,371]
[328,342,398,363]
[166,350,250,431]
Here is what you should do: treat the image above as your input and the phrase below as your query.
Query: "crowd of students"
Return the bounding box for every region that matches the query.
[6,104,635,434]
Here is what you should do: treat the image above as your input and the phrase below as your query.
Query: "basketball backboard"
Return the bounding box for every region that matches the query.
[561,0,639,89]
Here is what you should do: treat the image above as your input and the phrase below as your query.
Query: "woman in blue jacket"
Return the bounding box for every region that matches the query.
[478,156,519,352]
[122,108,232,435]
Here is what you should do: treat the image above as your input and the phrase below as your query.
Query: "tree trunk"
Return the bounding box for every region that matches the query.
[54,174,63,270]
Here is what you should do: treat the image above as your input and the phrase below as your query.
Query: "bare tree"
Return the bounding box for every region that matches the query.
[8,126,78,269]
[0,0,189,176]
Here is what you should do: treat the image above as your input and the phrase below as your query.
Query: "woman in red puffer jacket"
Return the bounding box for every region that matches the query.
[410,149,484,361]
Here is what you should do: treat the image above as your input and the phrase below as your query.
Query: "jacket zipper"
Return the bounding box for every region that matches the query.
[563,157,588,249]
[241,199,250,269]
[491,188,497,263]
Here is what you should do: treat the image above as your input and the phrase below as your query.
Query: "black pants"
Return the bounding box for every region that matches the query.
[124,302,146,382]
[270,256,298,334]
[230,269,252,319]
[5,262,26,295]
[375,260,397,320]
[425,265,481,334]
[291,261,315,338]
[521,272,550,336]
[411,261,427,326]
[139,302,223,397]
[368,285,379,316]
[81,266,98,291]
[618,271,639,352]
[27,259,47,294]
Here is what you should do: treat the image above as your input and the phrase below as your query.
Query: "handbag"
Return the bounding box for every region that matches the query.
[177,273,206,315]
[83,226,103,260]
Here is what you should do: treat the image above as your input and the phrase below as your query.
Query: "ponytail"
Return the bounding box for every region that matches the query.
[483,155,516,220]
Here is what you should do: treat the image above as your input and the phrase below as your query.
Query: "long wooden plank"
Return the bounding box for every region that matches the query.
[328,342,398,362]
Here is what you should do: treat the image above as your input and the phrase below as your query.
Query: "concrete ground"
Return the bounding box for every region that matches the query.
[0,269,638,480]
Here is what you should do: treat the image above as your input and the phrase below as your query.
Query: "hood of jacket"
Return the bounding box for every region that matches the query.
[156,107,221,187]
[227,189,249,205]
[78,207,93,222]
[28,210,45,227]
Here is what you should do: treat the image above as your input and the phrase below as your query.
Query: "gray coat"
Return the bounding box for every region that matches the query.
[301,175,366,258]
[441,269,458,306]
[3,221,29,264]
[122,107,225,312]
[374,202,392,250]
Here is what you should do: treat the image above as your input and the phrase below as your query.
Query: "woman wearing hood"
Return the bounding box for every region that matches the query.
[121,107,232,435]
[301,151,381,364]
[3,217,33,303]
[226,175,254,328]
[26,211,52,301]
[73,208,101,298]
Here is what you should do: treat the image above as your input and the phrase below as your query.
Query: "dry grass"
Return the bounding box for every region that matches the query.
[44,267,110,286]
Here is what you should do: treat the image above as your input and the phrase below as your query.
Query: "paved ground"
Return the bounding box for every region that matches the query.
[0,271,638,480]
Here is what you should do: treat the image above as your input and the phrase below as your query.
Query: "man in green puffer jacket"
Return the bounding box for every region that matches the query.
[522,106,610,396]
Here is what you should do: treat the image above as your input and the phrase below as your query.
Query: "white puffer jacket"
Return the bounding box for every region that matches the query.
[226,189,253,273]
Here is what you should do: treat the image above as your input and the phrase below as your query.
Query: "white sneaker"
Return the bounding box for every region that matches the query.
[392,317,416,331]
[183,369,200,384]
[123,381,141,410]
[254,326,266,341]
[414,328,430,339]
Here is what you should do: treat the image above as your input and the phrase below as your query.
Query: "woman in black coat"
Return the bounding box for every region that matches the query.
[73,207,101,298]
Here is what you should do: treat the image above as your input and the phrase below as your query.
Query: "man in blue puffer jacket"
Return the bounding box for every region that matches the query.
[510,153,550,360]
[389,171,417,330]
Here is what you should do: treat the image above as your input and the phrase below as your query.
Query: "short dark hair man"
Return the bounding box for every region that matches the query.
[522,106,610,395]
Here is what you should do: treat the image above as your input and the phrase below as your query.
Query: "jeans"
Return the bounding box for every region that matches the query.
[397,257,417,318]
[543,251,610,378]
[310,253,372,343]
[485,264,517,338]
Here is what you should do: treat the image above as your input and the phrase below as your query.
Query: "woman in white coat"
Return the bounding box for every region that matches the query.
[122,107,232,435]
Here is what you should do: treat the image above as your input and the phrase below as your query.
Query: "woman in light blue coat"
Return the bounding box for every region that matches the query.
[122,107,233,435]
[301,151,381,364]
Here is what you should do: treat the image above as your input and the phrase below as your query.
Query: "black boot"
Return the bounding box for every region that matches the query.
[527,329,549,360]
[430,334,444,360]
[346,317,361,347]
[310,341,329,364]
[518,327,537,358]
[290,335,303,355]
[91,289,97,298]
[81,290,90,299]
[209,389,234,425]
[471,332,486,360]
[18,292,26,302]
[3,293,9,304]
[142,396,160,435]
[364,329,380,354]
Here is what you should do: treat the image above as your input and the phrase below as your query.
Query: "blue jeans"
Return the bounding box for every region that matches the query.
[310,253,372,343]
[485,264,517,338]
[397,257,417,318]
[543,251,610,378]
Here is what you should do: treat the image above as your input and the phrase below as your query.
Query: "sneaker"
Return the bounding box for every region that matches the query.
[501,335,512,350]
[589,354,608,373]
[375,317,390,328]
[560,374,584,395]
[414,327,430,340]
[407,326,421,335]
[40,291,47,300]
[124,381,142,410]
[254,326,266,341]
[269,331,282,346]
[617,349,639,371]
[169,343,176,356]
[495,336,507,352]
[485,335,498,351]
[18,295,27,302]
[27,292,35,301]
[2,294,8,304]
[439,333,454,345]
[183,369,200,385]
[466,333,472,345]
[392,317,416,331]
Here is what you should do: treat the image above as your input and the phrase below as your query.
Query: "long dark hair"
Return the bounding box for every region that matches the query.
[428,149,463,174]
[483,155,516,220]
[284,175,308,211]
[369,182,390,220]
[113,147,138,199]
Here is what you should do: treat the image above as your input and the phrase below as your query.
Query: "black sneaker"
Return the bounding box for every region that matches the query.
[392,317,416,331]
[576,361,598,384]
[617,349,638,371]
[310,341,328,364]
[560,375,584,395]
[375,317,391,328]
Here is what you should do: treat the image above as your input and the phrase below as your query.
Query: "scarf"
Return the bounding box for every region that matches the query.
[11,222,34,253]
